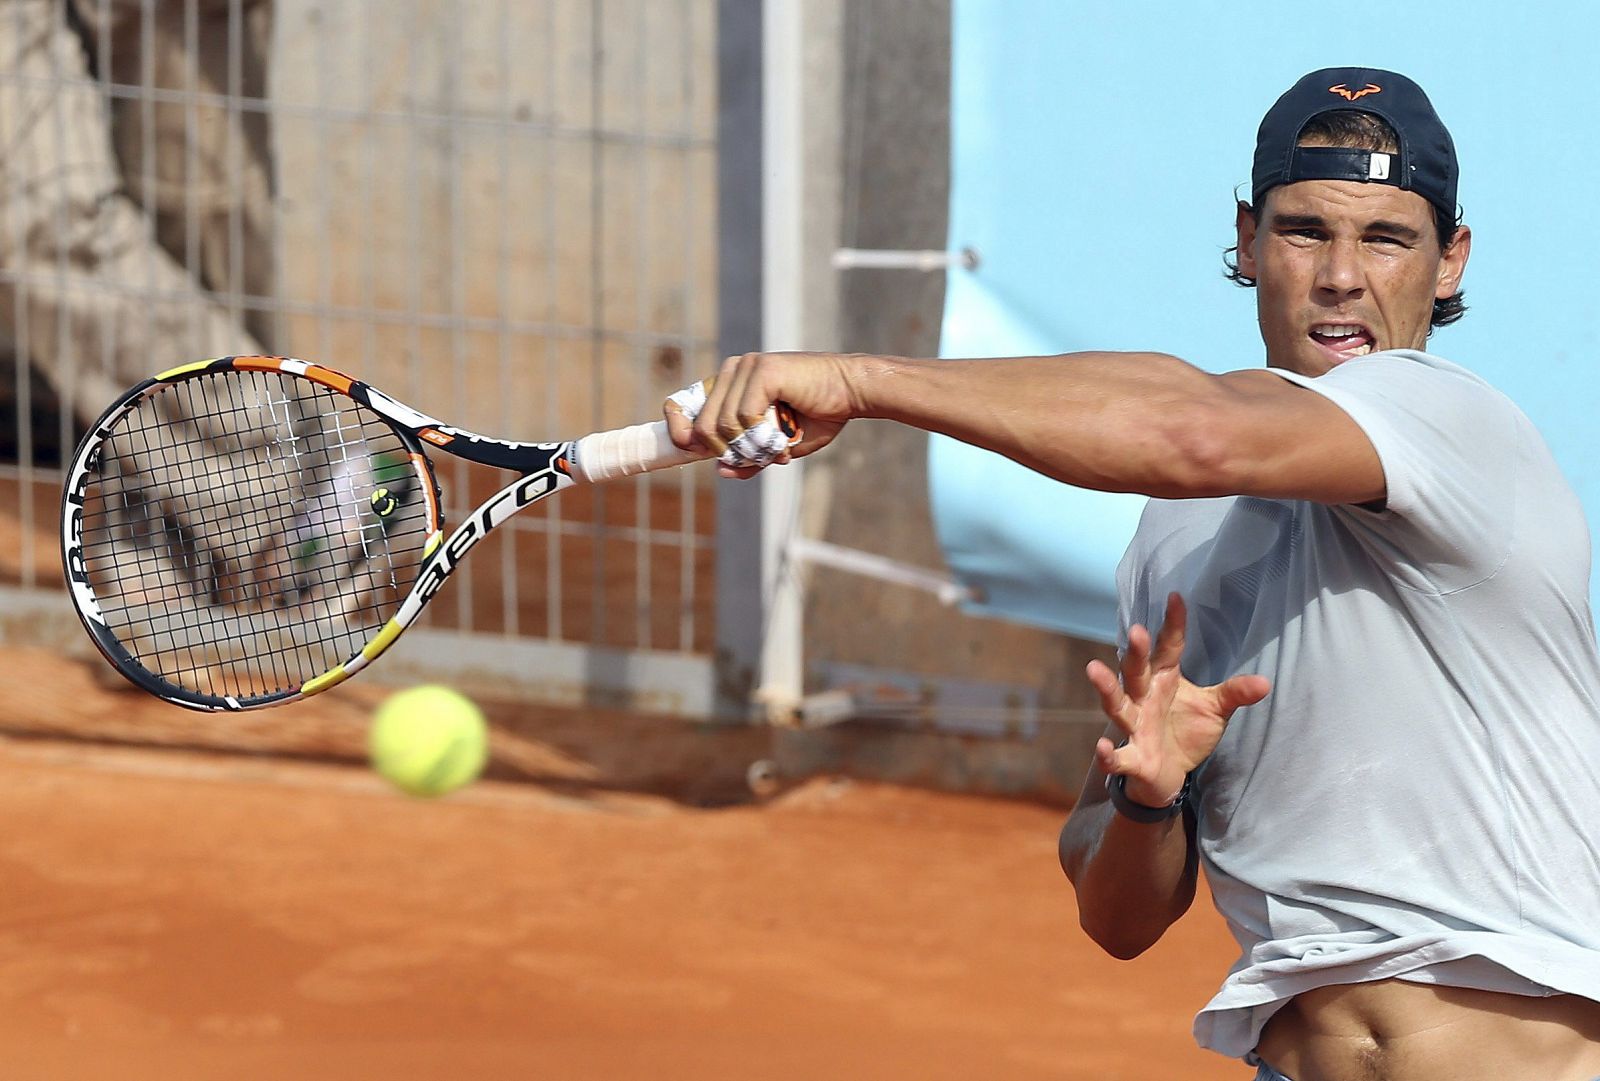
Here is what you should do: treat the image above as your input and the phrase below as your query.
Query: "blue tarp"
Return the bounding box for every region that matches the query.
[933,1,1600,642]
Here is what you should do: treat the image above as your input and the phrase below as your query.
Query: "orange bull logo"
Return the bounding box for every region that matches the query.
[1328,83,1382,101]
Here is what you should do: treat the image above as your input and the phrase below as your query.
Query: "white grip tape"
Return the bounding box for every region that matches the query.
[722,411,790,469]
[572,421,701,483]
[664,379,792,470]
[666,381,707,420]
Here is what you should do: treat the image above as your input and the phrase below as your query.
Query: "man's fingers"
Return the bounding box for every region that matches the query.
[1086,659,1134,734]
[712,355,760,446]
[1094,736,1136,777]
[1147,662,1183,711]
[663,395,699,452]
[1121,624,1152,699]
[1151,592,1188,671]
[692,361,739,455]
[1213,674,1272,716]
[682,355,800,472]
[1094,736,1117,774]
[668,376,734,457]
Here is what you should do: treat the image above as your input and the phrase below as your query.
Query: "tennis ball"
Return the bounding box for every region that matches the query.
[369,685,489,798]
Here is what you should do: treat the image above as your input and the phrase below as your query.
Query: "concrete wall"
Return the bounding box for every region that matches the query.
[775,0,1114,801]
[272,0,718,435]
[269,1,723,652]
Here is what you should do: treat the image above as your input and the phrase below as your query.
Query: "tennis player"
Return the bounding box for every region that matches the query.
[669,67,1600,1079]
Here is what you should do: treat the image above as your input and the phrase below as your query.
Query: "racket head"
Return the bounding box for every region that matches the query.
[61,356,444,711]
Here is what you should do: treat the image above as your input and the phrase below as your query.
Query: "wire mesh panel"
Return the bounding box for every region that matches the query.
[1,0,719,658]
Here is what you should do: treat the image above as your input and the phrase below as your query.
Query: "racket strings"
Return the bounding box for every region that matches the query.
[79,370,432,700]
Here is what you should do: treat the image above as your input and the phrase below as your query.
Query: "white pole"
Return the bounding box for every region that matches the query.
[831,247,981,272]
[757,0,806,721]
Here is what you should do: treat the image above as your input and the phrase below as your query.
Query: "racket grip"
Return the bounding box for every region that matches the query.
[571,420,705,483]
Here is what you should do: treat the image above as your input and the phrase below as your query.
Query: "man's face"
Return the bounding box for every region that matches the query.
[1234,175,1471,377]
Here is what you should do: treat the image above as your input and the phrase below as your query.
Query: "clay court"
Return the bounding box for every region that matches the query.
[0,5,1248,1075]
[0,644,1242,1081]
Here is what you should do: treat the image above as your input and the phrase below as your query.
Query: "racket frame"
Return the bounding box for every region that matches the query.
[61,355,637,712]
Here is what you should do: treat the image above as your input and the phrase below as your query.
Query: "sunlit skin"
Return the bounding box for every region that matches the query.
[1235,175,1471,378]
[1224,174,1600,1080]
[662,131,1600,1076]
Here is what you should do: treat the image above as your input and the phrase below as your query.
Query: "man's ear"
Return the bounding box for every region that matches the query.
[1436,223,1471,300]
[1235,200,1260,279]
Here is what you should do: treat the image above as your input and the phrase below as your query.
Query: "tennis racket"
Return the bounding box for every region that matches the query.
[61,355,792,712]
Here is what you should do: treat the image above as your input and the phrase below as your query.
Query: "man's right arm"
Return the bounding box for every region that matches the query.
[671,350,1385,507]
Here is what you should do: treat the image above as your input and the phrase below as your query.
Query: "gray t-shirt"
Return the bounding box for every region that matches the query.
[1115,350,1600,1059]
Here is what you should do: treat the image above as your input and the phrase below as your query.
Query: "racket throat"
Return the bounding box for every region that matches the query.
[409,453,576,610]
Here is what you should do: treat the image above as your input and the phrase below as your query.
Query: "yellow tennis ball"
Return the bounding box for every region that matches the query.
[369,685,489,798]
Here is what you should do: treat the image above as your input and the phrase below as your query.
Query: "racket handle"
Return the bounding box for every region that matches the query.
[570,420,705,483]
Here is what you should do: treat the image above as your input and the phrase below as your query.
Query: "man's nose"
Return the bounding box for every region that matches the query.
[1314,239,1366,299]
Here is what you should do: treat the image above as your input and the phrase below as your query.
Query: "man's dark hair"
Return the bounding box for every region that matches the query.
[1223,111,1468,329]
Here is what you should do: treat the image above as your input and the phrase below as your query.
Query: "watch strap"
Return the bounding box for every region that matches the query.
[1106,772,1191,823]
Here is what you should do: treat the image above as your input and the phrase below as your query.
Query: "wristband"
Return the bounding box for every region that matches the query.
[1106,772,1191,823]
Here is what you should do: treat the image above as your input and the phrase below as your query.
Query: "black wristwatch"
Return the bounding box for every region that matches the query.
[1105,772,1191,823]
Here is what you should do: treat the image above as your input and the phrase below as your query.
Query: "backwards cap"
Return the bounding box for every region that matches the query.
[1251,67,1458,219]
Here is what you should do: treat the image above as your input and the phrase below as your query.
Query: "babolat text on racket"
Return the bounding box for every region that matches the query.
[61,355,794,711]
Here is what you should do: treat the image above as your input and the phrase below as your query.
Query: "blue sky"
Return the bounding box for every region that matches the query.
[936,2,1600,635]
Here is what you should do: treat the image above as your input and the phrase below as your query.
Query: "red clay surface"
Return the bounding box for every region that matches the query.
[0,647,1244,1081]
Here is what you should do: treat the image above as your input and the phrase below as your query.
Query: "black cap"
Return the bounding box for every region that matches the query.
[1251,67,1458,219]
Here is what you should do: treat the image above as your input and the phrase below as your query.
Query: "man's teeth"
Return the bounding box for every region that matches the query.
[1311,325,1373,356]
